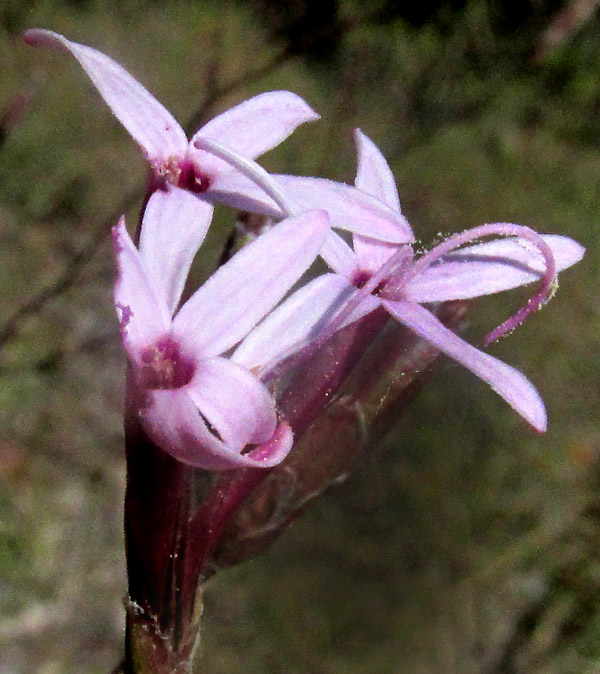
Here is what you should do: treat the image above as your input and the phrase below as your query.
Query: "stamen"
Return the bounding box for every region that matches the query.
[177,161,211,193]
[407,223,557,345]
[153,157,212,194]
[193,136,297,218]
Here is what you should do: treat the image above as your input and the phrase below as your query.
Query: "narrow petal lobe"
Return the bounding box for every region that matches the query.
[354,129,402,212]
[190,90,320,177]
[24,29,188,162]
[173,210,330,356]
[139,187,214,314]
[112,218,171,361]
[233,273,372,373]
[209,174,414,242]
[382,299,547,431]
[278,176,414,243]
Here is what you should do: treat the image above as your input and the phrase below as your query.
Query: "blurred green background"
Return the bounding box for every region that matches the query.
[1,0,599,672]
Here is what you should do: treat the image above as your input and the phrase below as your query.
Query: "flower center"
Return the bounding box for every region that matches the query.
[351,269,388,295]
[155,157,212,194]
[140,337,195,390]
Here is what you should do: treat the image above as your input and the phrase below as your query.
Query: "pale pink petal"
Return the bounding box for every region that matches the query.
[24,29,187,162]
[353,235,404,275]
[354,129,402,212]
[279,175,414,243]
[405,234,585,302]
[208,173,414,243]
[186,357,276,445]
[189,91,319,177]
[382,299,547,431]
[352,130,415,267]
[112,218,171,362]
[320,231,359,277]
[140,386,293,470]
[233,273,380,373]
[138,187,214,314]
[173,210,330,356]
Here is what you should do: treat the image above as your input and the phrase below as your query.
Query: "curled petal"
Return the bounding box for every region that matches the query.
[382,299,547,432]
[243,421,294,466]
[354,128,402,213]
[405,234,585,302]
[112,218,171,361]
[24,29,187,162]
[190,90,320,177]
[233,274,379,374]
[186,357,277,446]
[140,386,293,470]
[139,187,214,314]
[173,210,330,356]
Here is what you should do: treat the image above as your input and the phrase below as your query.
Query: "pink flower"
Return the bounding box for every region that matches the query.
[24,29,416,244]
[23,29,319,223]
[234,130,585,431]
[114,187,329,470]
